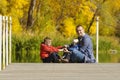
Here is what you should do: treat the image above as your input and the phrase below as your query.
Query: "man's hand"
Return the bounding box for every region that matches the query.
[63,48,70,53]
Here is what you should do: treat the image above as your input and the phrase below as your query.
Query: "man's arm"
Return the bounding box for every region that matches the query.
[79,37,91,53]
[79,36,94,60]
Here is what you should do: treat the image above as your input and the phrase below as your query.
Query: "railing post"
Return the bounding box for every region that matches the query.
[9,17,12,64]
[2,16,6,69]
[0,15,2,71]
[5,16,9,66]
[0,15,12,71]
[96,16,99,63]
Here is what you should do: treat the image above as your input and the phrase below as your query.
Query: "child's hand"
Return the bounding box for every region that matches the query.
[58,49,64,52]
[63,48,70,53]
[73,39,79,43]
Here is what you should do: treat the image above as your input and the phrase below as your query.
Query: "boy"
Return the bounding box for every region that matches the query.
[40,37,62,63]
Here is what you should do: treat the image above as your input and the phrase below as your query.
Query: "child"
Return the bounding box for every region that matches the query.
[61,39,79,63]
[68,39,79,51]
[40,37,62,63]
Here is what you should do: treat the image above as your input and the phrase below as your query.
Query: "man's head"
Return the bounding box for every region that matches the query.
[44,37,52,46]
[76,25,85,37]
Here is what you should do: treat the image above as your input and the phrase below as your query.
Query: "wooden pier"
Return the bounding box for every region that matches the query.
[0,63,120,80]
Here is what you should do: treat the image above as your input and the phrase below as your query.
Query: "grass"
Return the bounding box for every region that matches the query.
[11,32,120,63]
[92,36,120,63]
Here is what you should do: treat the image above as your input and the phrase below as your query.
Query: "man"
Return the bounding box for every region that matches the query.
[70,25,96,63]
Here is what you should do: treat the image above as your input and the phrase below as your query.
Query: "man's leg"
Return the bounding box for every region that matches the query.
[71,49,85,63]
[61,52,71,63]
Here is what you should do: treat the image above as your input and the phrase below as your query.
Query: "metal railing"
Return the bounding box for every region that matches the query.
[0,15,12,71]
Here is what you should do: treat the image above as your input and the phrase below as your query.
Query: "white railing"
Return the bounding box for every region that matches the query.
[0,15,12,71]
[96,16,99,63]
[0,15,2,71]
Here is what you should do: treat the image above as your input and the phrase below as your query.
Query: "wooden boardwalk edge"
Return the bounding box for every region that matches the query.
[0,63,120,80]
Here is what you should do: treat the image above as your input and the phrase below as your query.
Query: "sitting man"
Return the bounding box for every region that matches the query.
[40,37,62,63]
[70,25,96,63]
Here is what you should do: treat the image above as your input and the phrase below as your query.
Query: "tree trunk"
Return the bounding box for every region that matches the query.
[87,8,98,34]
[87,0,107,34]
[27,0,36,29]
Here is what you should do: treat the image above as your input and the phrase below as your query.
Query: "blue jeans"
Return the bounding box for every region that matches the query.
[70,49,85,63]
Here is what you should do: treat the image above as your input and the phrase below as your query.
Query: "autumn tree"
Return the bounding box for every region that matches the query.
[0,0,8,15]
[1,0,119,37]
[91,0,120,36]
[6,0,29,34]
[56,0,97,36]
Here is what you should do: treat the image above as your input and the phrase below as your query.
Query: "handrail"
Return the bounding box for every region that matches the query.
[0,15,12,71]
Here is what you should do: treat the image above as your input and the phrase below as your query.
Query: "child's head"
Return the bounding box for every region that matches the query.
[72,39,78,45]
[44,37,52,46]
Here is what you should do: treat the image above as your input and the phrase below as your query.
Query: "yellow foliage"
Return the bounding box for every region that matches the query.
[10,0,29,9]
[7,0,29,34]
[0,0,8,14]
[12,18,22,35]
[75,1,96,32]
[89,22,96,35]
[10,8,23,18]
[107,0,120,13]
[40,20,57,37]
[9,0,29,18]
[60,18,76,37]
